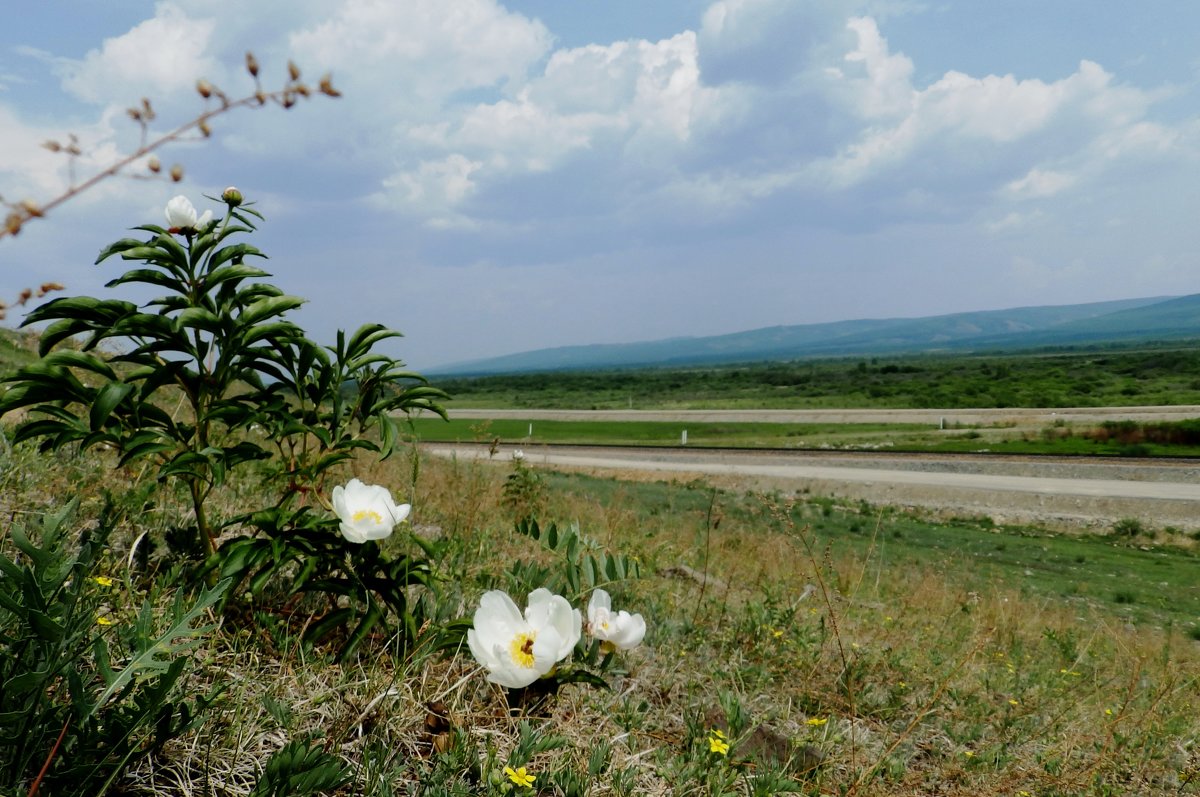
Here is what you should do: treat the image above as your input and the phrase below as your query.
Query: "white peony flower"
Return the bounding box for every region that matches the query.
[331,478,410,544]
[164,195,213,233]
[587,588,646,651]
[467,588,582,688]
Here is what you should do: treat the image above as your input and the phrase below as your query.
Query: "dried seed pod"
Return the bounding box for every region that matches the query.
[147,155,161,173]
[43,140,61,153]
[318,74,342,97]
[4,212,21,236]
[288,60,301,81]
[20,200,42,217]
[199,120,211,137]
[246,51,260,78]
[196,79,213,99]
[169,164,184,182]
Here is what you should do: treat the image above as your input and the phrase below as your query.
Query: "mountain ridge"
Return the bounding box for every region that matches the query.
[431,294,1195,375]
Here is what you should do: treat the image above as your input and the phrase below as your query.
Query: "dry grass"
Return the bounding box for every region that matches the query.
[3,441,1198,796]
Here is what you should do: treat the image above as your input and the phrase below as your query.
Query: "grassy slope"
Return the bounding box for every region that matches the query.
[5,441,1194,795]
[4,333,1200,794]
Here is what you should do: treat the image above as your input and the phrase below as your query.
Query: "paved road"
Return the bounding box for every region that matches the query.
[424,442,1200,531]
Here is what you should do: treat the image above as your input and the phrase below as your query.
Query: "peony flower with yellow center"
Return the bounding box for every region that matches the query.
[586,588,646,651]
[164,195,213,234]
[467,588,581,688]
[331,478,410,543]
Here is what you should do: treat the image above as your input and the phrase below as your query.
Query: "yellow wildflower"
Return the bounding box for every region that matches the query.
[504,766,536,789]
[92,576,115,587]
[96,616,115,626]
[805,717,828,727]
[707,729,730,756]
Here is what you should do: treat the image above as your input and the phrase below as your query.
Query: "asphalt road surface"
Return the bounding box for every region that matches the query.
[424,440,1200,532]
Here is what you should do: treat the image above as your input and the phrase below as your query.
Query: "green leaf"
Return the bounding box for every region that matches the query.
[175,306,223,333]
[40,350,118,379]
[241,295,305,326]
[206,242,265,271]
[95,237,151,264]
[90,381,135,430]
[90,579,227,716]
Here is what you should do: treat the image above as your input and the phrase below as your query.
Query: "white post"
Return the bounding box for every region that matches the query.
[681,429,688,446]
[528,422,533,438]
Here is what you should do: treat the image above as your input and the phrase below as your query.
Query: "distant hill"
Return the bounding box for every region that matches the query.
[431,295,1197,375]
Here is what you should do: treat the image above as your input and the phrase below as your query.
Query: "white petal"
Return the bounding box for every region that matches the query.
[611,612,647,650]
[486,662,542,689]
[339,520,368,544]
[530,625,565,672]
[588,589,612,624]
[164,195,196,228]
[525,590,580,661]
[331,485,347,519]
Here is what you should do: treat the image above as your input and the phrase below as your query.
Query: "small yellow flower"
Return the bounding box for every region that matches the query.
[1059,669,1081,677]
[92,576,115,588]
[1008,699,1019,706]
[963,750,975,758]
[898,681,907,689]
[707,729,730,756]
[96,616,115,626]
[771,628,784,639]
[805,717,828,727]
[504,766,536,789]
[1104,708,1114,717]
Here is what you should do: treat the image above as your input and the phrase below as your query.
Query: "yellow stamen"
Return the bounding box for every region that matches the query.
[351,509,383,525]
[508,632,536,668]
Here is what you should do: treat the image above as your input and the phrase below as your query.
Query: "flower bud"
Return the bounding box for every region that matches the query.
[147,156,161,173]
[246,51,260,78]
[4,212,21,236]
[288,60,301,81]
[170,164,184,182]
[196,79,213,99]
[222,186,244,207]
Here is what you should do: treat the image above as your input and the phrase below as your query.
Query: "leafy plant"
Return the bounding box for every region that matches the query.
[0,192,444,562]
[508,518,640,600]
[207,503,440,661]
[0,498,225,795]
[249,737,354,797]
[501,454,546,522]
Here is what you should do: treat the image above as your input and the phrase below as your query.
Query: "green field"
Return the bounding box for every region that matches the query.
[409,416,1200,457]
[435,345,1200,410]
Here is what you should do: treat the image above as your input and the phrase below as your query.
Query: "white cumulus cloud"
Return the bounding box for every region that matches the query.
[59,3,219,105]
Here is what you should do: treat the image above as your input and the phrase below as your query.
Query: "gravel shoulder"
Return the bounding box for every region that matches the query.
[424,442,1200,533]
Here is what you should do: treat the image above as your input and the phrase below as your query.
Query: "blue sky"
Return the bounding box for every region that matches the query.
[2,1,1199,369]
